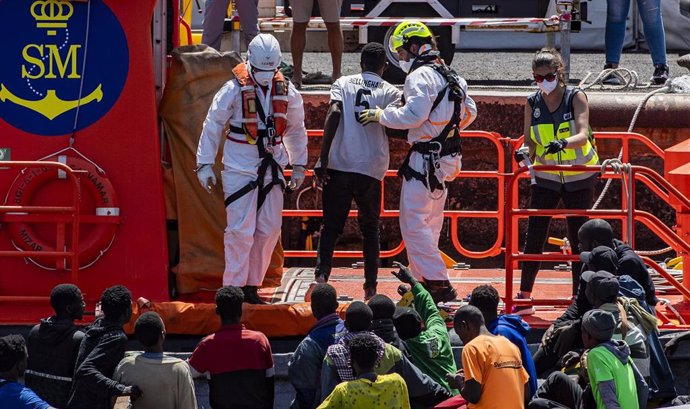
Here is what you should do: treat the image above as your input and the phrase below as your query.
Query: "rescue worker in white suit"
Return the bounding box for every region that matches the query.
[196,34,308,304]
[359,21,477,303]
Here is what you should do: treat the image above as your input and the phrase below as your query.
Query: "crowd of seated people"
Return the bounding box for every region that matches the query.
[1,219,685,408]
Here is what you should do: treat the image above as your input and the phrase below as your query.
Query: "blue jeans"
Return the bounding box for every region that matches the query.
[606,0,666,66]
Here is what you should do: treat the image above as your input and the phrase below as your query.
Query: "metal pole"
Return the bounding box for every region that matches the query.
[560,11,571,82]
[153,0,167,104]
[626,167,634,246]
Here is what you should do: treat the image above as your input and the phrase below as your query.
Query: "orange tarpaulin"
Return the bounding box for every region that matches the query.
[125,300,349,337]
[159,45,283,294]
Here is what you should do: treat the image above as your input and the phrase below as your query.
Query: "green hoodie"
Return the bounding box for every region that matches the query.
[404,283,458,395]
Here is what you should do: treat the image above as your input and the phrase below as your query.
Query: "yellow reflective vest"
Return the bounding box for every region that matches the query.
[528,86,599,191]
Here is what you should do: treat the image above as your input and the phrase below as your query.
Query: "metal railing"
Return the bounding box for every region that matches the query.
[283,130,508,259]
[0,161,82,284]
[505,163,690,322]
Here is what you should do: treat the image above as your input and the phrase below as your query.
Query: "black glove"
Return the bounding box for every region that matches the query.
[514,150,527,163]
[391,261,417,286]
[544,139,568,154]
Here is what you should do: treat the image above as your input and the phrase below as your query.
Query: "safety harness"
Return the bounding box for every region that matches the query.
[224,63,289,209]
[397,52,466,194]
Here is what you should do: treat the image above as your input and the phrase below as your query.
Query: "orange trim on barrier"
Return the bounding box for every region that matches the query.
[124,300,351,337]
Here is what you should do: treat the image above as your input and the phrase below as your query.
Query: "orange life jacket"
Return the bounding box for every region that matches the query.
[230,62,289,145]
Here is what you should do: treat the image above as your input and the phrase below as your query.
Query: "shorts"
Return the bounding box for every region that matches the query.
[291,0,342,23]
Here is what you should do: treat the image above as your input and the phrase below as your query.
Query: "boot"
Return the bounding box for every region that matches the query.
[242,286,267,305]
[363,283,377,301]
[425,280,457,304]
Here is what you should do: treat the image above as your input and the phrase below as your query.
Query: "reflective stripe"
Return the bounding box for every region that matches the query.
[272,95,289,102]
[273,112,287,119]
[25,369,72,382]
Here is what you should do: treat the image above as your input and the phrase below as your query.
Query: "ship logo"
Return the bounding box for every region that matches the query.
[0,0,129,136]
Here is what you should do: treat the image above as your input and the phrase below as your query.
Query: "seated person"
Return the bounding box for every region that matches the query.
[578,219,656,307]
[0,334,54,409]
[468,284,537,398]
[321,302,451,409]
[26,284,85,408]
[529,309,648,409]
[67,285,140,409]
[289,284,343,409]
[585,271,650,378]
[114,312,197,409]
[318,333,410,409]
[188,286,275,409]
[368,294,407,354]
[391,263,458,394]
[447,305,529,409]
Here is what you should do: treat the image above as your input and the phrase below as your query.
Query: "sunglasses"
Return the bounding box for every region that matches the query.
[533,73,557,83]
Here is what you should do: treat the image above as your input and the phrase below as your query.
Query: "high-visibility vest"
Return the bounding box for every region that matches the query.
[528,86,599,189]
[228,62,288,145]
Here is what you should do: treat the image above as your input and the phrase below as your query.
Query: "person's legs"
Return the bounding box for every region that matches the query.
[315,170,354,281]
[399,179,448,282]
[236,0,260,47]
[289,0,313,87]
[318,0,343,80]
[352,174,382,290]
[222,170,258,287]
[636,0,667,66]
[247,181,284,287]
[532,344,562,378]
[202,0,232,50]
[520,185,562,296]
[605,0,631,66]
[530,371,583,409]
[562,186,595,295]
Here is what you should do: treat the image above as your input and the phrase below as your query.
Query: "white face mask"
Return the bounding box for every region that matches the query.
[252,70,274,87]
[399,60,413,74]
[538,78,558,95]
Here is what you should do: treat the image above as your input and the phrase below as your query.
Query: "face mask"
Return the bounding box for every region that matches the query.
[399,60,413,74]
[252,70,274,87]
[538,78,558,95]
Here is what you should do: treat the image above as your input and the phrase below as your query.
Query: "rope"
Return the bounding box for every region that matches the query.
[70,0,93,147]
[590,86,670,210]
[579,67,651,91]
[635,247,674,256]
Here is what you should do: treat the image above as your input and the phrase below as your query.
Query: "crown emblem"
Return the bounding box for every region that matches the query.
[30,0,73,30]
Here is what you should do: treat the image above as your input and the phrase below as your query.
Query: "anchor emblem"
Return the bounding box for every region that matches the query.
[0,84,103,120]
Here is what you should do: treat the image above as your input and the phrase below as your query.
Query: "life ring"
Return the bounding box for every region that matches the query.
[5,153,120,270]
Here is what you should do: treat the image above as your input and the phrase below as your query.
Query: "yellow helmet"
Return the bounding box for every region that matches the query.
[389,20,433,54]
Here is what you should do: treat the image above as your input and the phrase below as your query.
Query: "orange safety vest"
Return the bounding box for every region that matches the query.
[229,62,289,145]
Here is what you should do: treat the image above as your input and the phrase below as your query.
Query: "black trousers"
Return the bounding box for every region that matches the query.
[528,372,583,409]
[520,184,595,295]
[315,169,381,287]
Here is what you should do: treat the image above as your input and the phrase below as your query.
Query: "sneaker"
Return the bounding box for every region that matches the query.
[602,64,623,86]
[651,64,670,85]
[363,284,377,301]
[511,293,535,316]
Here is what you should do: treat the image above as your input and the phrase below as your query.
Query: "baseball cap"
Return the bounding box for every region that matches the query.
[588,270,620,302]
[580,245,618,274]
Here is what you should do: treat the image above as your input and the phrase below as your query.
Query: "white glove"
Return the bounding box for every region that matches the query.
[196,164,217,194]
[288,165,306,190]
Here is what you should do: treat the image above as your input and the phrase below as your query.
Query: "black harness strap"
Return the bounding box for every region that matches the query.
[397,58,465,192]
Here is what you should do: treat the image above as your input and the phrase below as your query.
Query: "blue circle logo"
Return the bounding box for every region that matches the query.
[0,0,129,136]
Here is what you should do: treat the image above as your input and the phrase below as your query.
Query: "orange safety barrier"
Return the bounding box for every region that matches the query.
[0,161,82,286]
[125,300,351,337]
[505,162,690,327]
[284,130,508,259]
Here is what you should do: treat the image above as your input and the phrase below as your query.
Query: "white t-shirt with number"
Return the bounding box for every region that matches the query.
[327,72,402,181]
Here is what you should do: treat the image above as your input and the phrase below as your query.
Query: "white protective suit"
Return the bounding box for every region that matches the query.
[197,77,308,287]
[379,63,477,281]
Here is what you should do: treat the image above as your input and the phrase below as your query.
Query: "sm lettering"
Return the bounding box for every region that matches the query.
[21,44,81,79]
